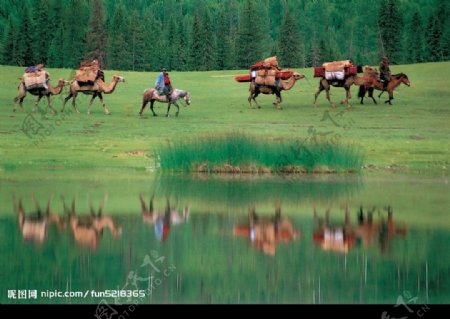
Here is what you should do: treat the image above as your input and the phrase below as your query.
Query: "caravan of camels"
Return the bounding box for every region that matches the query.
[13,56,410,115]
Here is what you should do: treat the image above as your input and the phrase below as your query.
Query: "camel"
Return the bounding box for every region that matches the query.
[14,195,64,244]
[139,194,189,241]
[62,196,121,250]
[13,78,70,114]
[248,73,305,109]
[62,75,125,115]
[139,88,191,117]
[234,204,299,256]
[358,73,410,105]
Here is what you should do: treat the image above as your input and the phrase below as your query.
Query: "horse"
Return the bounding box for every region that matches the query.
[139,88,191,117]
[358,73,410,105]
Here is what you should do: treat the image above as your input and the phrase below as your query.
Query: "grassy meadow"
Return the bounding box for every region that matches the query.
[0,62,449,175]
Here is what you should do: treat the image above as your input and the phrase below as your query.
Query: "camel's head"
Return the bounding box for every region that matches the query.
[292,73,305,80]
[58,79,70,87]
[113,75,125,83]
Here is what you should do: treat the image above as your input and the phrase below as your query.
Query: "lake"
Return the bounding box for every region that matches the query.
[1,171,449,304]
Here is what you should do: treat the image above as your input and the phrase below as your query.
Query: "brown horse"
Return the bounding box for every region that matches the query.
[139,88,191,117]
[358,73,410,105]
[313,76,357,109]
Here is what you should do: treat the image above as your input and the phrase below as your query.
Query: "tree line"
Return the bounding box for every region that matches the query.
[0,0,448,71]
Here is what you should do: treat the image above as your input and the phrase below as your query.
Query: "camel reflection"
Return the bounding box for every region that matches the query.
[63,197,122,250]
[234,204,299,256]
[313,205,407,254]
[140,194,189,242]
[14,195,64,244]
[313,206,356,253]
[356,205,407,254]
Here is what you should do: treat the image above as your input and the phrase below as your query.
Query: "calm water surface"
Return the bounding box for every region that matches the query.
[1,173,449,304]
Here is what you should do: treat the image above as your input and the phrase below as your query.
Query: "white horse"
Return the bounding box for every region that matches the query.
[139,88,191,117]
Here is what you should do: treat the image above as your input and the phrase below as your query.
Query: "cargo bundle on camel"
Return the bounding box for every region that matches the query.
[313,60,360,80]
[22,64,49,90]
[74,59,104,85]
[234,56,305,110]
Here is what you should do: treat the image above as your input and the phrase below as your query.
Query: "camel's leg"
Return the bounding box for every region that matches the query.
[274,92,282,110]
[13,95,26,112]
[87,94,97,114]
[358,86,365,105]
[345,87,352,109]
[33,96,43,113]
[46,95,57,115]
[252,92,261,109]
[378,90,385,98]
[72,92,81,113]
[324,87,336,109]
[62,93,72,112]
[369,88,377,104]
[150,101,157,116]
[139,99,149,116]
[173,102,180,117]
[97,93,110,115]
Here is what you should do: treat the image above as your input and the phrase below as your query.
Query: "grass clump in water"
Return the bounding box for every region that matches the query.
[157,133,364,174]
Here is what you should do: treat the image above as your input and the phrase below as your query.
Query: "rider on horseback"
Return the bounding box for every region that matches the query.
[155,67,172,104]
[379,56,391,89]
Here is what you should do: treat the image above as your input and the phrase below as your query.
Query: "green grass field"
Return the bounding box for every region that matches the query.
[0,62,449,175]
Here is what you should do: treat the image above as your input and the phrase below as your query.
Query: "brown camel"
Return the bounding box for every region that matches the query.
[62,75,125,115]
[62,196,122,250]
[14,195,64,244]
[358,73,410,105]
[234,204,299,256]
[13,78,69,114]
[248,73,304,109]
[313,75,362,109]
[312,205,356,254]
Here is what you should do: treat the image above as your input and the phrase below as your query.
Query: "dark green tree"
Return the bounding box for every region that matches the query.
[107,1,132,70]
[407,12,424,63]
[278,10,302,68]
[189,10,204,71]
[378,0,403,64]
[32,0,51,64]
[2,18,16,65]
[47,0,65,67]
[426,14,443,62]
[85,0,107,67]
[235,0,269,68]
[16,6,35,66]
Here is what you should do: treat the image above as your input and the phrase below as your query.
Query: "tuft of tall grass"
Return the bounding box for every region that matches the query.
[156,133,364,174]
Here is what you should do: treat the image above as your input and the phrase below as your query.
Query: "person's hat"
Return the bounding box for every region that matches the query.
[383,56,388,61]
[162,67,167,71]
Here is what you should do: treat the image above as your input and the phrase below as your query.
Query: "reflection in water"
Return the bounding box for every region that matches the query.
[62,196,122,250]
[140,194,189,242]
[313,206,356,253]
[313,205,408,254]
[4,174,449,304]
[356,205,407,254]
[14,196,64,244]
[234,203,299,256]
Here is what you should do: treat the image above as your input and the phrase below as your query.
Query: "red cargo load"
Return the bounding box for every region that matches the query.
[234,74,251,82]
[346,66,358,76]
[314,67,325,78]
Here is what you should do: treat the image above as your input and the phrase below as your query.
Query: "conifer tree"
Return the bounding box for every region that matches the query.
[278,10,302,68]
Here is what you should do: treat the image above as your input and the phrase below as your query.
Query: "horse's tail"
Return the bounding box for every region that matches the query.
[357,85,366,98]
